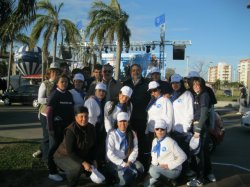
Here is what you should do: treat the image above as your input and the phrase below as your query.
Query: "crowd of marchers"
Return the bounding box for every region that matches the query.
[33,61,218,187]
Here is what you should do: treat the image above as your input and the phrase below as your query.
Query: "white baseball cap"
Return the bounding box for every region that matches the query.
[187,71,200,78]
[117,112,129,122]
[171,74,182,83]
[95,82,107,91]
[154,119,167,130]
[49,62,60,70]
[148,81,160,91]
[150,67,160,74]
[120,86,133,98]
[90,166,105,184]
[73,73,85,81]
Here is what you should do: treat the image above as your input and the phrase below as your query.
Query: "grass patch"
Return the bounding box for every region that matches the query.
[0,137,48,187]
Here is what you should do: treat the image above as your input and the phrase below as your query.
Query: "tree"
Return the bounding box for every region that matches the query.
[0,0,37,90]
[192,61,209,79]
[86,0,131,80]
[30,0,81,66]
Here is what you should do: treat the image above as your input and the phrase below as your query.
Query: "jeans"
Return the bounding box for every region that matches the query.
[145,165,181,187]
[107,161,144,186]
[54,157,83,187]
[195,130,212,182]
[48,124,65,174]
[40,114,49,162]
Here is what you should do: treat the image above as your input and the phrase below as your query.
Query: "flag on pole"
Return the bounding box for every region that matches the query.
[155,14,165,27]
[76,20,84,30]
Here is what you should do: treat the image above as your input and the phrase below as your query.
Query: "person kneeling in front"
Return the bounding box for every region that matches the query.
[144,119,187,187]
[106,112,144,186]
[53,106,105,187]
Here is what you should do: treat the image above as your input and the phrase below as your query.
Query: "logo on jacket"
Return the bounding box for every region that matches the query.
[156,104,161,108]
[162,147,167,152]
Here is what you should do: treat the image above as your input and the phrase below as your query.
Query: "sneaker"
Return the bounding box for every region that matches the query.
[187,179,203,187]
[207,173,216,182]
[48,174,63,182]
[32,150,42,158]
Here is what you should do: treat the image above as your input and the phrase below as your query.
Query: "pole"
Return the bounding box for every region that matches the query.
[186,56,189,76]
[159,23,165,78]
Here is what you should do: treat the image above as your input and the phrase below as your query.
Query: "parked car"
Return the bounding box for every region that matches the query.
[241,111,250,128]
[223,89,232,97]
[1,85,39,108]
[208,111,225,152]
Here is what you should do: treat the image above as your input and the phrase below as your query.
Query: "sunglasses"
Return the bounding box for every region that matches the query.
[155,128,165,131]
[149,88,158,93]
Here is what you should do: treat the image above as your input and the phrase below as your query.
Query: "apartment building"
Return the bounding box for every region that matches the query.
[238,59,250,87]
[208,62,232,83]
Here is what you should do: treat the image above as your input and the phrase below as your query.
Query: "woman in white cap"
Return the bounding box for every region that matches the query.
[146,81,174,150]
[84,82,107,167]
[106,112,144,186]
[170,73,195,178]
[145,119,187,187]
[104,86,133,133]
[69,73,86,108]
[33,62,60,160]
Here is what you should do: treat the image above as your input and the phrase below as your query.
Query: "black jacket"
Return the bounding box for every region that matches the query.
[123,77,151,120]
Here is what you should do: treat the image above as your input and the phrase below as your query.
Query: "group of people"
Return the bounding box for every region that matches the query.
[34,61,218,187]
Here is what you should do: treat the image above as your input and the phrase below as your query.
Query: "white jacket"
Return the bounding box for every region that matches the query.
[146,96,174,133]
[151,136,187,170]
[106,129,138,167]
[84,97,101,126]
[172,91,194,133]
[69,89,85,108]
[104,101,132,133]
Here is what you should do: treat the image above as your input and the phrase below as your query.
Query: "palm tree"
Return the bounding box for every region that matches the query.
[86,0,131,80]
[30,0,81,66]
[0,0,37,90]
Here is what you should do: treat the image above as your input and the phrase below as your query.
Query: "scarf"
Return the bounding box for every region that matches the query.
[152,136,166,157]
[116,129,128,155]
[146,95,162,111]
[170,91,181,103]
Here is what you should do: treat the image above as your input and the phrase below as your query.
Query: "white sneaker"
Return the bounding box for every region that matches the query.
[48,174,63,182]
[207,173,216,182]
[187,179,203,186]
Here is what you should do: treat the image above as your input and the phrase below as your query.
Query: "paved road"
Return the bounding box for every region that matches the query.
[1,103,250,186]
[0,104,41,140]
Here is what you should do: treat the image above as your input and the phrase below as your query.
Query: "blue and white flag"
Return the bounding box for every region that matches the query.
[76,20,84,30]
[155,14,165,27]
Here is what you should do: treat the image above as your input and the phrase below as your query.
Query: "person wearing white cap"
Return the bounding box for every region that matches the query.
[104,86,133,133]
[106,112,144,186]
[146,81,174,150]
[169,73,195,178]
[149,67,172,97]
[170,74,194,134]
[69,73,86,108]
[84,82,107,166]
[32,62,61,160]
[145,119,187,187]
